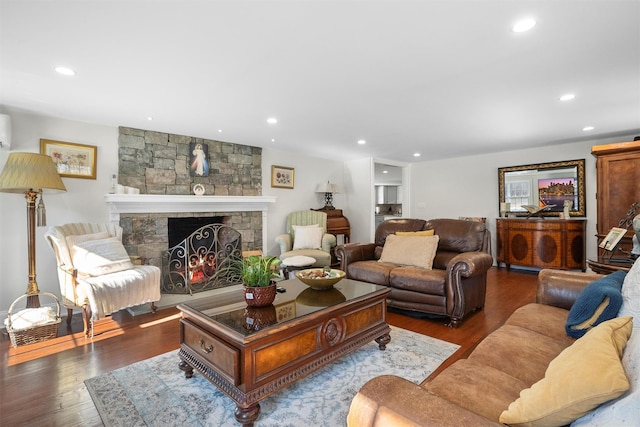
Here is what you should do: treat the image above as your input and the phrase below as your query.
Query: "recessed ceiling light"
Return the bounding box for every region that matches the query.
[583,126,595,131]
[512,18,536,33]
[413,153,421,157]
[266,117,278,124]
[382,170,388,174]
[147,116,153,121]
[357,139,366,145]
[560,94,576,101]
[55,66,75,76]
[271,138,276,142]
[218,129,222,133]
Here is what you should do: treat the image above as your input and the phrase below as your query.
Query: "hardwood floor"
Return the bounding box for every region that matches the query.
[1,267,538,426]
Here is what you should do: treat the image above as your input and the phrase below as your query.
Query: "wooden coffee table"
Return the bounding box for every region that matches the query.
[176,278,391,426]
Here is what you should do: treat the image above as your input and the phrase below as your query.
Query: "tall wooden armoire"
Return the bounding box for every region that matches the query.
[592,140,640,258]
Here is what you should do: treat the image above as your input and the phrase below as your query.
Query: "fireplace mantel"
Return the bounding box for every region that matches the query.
[105,194,276,253]
[105,194,276,217]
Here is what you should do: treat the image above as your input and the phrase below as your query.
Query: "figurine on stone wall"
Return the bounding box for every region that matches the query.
[190,142,209,177]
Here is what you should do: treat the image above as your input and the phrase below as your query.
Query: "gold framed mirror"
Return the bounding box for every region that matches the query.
[498,159,586,217]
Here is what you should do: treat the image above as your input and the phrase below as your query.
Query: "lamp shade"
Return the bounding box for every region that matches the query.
[0,152,66,193]
[316,182,338,193]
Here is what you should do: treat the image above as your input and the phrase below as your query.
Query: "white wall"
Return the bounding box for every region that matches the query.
[343,157,375,242]
[261,148,345,256]
[0,108,119,319]
[409,133,639,263]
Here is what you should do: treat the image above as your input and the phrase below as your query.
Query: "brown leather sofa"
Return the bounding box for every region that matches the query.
[335,218,493,327]
[346,269,621,426]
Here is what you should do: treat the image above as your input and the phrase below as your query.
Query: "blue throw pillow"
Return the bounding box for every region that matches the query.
[565,270,626,338]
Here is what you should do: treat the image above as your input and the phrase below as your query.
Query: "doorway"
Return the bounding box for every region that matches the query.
[374,163,404,229]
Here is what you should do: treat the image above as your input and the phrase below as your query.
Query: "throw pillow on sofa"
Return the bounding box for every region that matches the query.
[620,258,640,321]
[395,229,435,236]
[65,231,110,261]
[72,236,135,276]
[500,316,633,427]
[565,270,626,338]
[292,224,323,250]
[378,234,439,269]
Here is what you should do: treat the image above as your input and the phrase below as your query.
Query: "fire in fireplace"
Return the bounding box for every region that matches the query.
[162,219,243,294]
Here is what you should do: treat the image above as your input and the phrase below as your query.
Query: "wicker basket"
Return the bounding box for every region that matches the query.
[6,291,61,347]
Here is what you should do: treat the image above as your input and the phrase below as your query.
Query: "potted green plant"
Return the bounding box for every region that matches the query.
[237,255,282,307]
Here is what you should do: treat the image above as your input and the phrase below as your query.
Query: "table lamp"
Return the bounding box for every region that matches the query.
[0,152,66,307]
[316,181,338,210]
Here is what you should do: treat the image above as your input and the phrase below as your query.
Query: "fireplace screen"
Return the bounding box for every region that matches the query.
[162,223,242,294]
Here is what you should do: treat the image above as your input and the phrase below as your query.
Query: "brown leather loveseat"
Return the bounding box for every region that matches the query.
[335,218,493,327]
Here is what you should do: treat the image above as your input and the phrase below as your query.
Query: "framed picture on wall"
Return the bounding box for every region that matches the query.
[40,139,97,179]
[271,165,294,189]
[190,142,209,177]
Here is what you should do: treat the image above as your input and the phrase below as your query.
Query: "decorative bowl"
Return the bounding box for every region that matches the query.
[295,268,345,290]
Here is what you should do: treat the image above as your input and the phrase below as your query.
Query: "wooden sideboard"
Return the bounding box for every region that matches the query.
[496,218,586,271]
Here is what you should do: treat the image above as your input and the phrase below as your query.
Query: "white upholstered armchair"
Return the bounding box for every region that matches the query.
[45,223,161,336]
[275,210,336,267]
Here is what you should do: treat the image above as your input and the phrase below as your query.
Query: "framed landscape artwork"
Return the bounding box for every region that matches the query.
[40,139,97,179]
[271,165,294,189]
[537,177,576,213]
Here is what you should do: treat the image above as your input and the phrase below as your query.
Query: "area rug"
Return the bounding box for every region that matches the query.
[85,326,459,426]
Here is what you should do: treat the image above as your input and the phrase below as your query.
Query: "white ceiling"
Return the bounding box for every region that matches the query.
[374,163,403,185]
[1,0,639,163]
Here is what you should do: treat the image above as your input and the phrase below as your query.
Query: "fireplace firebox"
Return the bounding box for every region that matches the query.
[162,222,242,294]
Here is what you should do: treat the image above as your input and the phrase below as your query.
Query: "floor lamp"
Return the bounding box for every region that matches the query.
[0,152,66,308]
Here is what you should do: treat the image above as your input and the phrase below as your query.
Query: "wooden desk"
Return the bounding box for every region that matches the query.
[587,258,634,274]
[313,208,350,243]
[177,279,390,426]
[313,208,351,266]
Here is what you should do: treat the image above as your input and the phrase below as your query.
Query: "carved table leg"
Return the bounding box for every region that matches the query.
[178,360,194,378]
[375,333,391,350]
[235,403,260,426]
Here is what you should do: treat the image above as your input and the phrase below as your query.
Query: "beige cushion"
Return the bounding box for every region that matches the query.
[499,316,633,427]
[379,234,439,269]
[66,231,110,261]
[293,224,323,250]
[72,237,134,276]
[396,230,435,237]
[282,255,316,267]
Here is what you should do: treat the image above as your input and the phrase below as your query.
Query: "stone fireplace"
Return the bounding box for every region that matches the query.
[105,194,276,271]
[105,127,276,291]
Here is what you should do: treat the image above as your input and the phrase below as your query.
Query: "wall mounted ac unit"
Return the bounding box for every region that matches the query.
[0,114,11,150]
